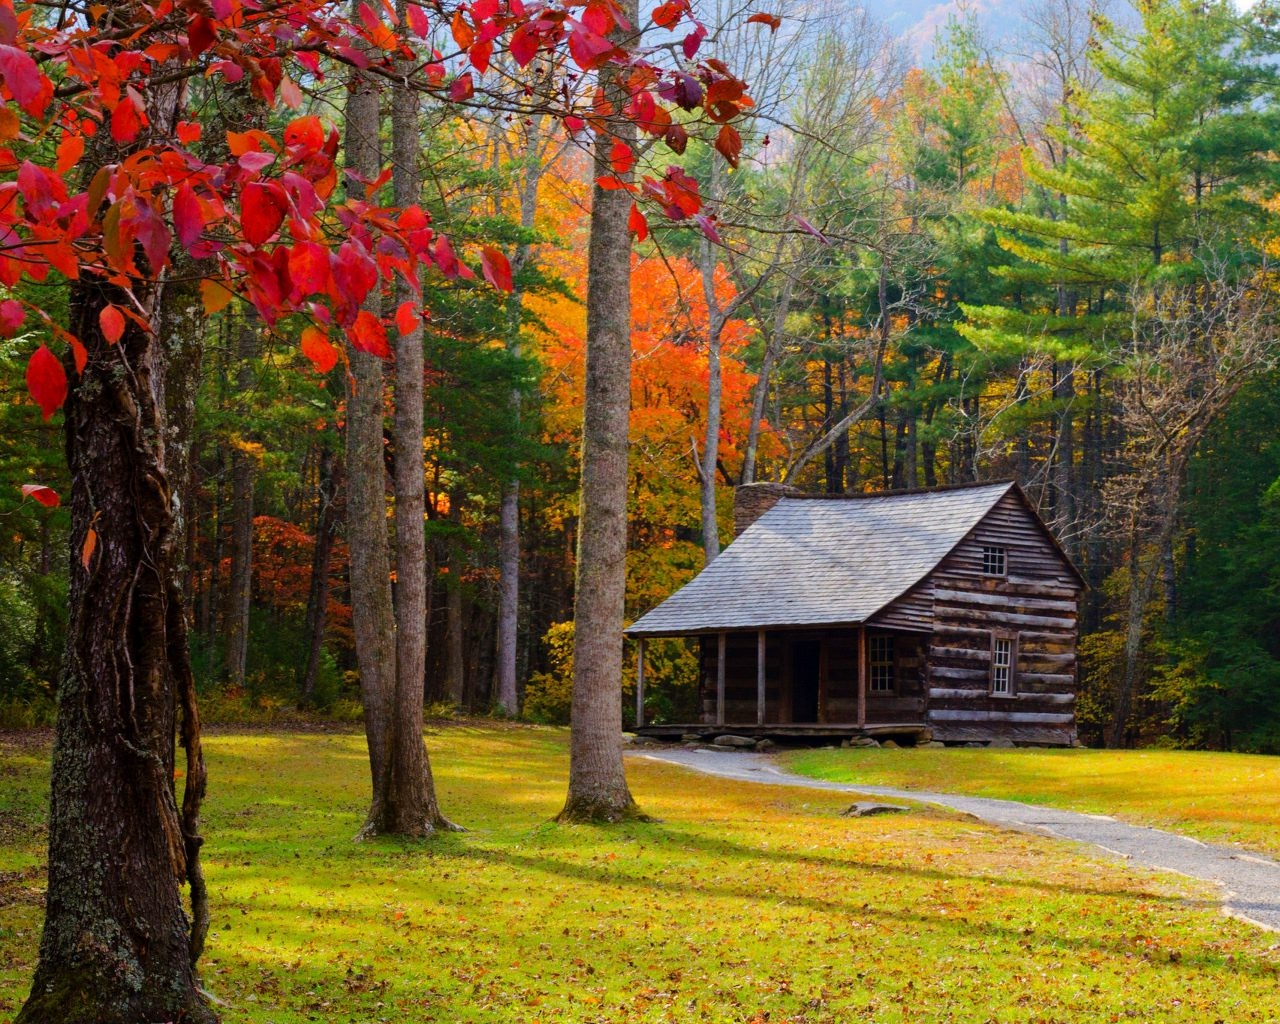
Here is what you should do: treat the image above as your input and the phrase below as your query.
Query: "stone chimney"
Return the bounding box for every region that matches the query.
[733,482,801,537]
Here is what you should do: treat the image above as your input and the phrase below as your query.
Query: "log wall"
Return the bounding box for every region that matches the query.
[920,490,1081,745]
[698,629,927,726]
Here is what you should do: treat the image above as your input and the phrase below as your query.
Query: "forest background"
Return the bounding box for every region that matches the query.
[2,0,1279,753]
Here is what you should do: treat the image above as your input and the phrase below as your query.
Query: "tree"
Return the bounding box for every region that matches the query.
[558,0,645,822]
[8,0,750,1010]
[962,0,1280,744]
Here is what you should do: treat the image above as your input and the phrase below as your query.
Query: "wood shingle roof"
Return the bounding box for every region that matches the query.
[626,481,1022,637]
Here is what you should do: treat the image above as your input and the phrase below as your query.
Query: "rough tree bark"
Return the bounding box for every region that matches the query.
[344,12,456,836]
[301,447,340,704]
[343,50,399,833]
[18,124,214,1022]
[558,0,643,823]
[224,317,257,688]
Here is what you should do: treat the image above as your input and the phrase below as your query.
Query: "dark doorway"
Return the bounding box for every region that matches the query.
[792,641,820,722]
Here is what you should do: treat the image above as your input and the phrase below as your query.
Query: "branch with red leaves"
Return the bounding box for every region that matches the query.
[1,0,752,502]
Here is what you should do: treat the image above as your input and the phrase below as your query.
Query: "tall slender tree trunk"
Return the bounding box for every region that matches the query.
[301,447,340,704]
[377,47,451,833]
[225,318,257,688]
[741,277,793,485]
[343,44,397,833]
[698,236,726,563]
[18,113,213,1022]
[496,482,520,712]
[559,0,642,822]
[344,12,456,837]
[445,495,466,707]
[495,117,550,717]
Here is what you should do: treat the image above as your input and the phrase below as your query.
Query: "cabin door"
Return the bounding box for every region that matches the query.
[792,641,821,722]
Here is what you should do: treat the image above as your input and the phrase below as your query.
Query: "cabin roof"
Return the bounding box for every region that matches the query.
[627,481,1076,638]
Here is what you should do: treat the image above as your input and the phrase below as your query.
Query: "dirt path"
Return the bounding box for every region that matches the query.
[634,746,1280,932]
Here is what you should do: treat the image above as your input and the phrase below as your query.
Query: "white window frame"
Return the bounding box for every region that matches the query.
[990,634,1017,696]
[981,545,1007,577]
[869,635,895,693]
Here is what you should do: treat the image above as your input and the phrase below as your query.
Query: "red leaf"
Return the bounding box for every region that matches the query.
[469,39,493,74]
[238,150,276,173]
[714,124,742,168]
[55,133,84,176]
[350,309,389,357]
[26,345,66,420]
[451,9,475,48]
[81,526,97,570]
[509,23,539,67]
[99,304,125,344]
[793,213,831,245]
[69,337,87,374]
[110,95,143,144]
[564,115,586,134]
[449,72,474,102]
[746,11,781,29]
[652,1,686,28]
[480,246,512,292]
[242,181,286,247]
[406,3,430,37]
[568,29,614,71]
[173,183,203,250]
[20,483,59,508]
[695,213,722,244]
[0,298,22,336]
[176,120,202,144]
[610,141,634,175]
[333,241,378,306]
[301,325,338,373]
[394,300,421,335]
[0,44,49,117]
[189,14,216,56]
[433,234,460,277]
[595,175,636,192]
[628,202,648,242]
[284,115,324,151]
[683,23,707,59]
[288,241,332,294]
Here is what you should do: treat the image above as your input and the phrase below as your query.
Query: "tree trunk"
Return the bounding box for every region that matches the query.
[343,46,398,834]
[495,481,520,714]
[741,276,793,485]
[494,115,551,717]
[445,495,466,708]
[300,447,340,704]
[18,270,213,1024]
[224,318,257,688]
[698,236,726,563]
[338,18,454,837]
[559,1,642,822]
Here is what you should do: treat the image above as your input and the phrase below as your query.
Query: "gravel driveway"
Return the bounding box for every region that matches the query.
[633,746,1280,932]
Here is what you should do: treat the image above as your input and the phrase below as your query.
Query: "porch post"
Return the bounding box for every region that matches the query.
[635,638,646,728]
[857,626,867,728]
[756,629,766,725]
[716,632,726,726]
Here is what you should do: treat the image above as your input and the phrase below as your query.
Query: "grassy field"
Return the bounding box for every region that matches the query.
[3,727,1280,1022]
[783,745,1280,858]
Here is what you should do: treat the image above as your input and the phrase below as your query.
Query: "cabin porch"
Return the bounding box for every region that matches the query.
[633,626,929,732]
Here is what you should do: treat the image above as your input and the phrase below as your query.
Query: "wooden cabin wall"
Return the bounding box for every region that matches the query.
[698,629,927,726]
[698,633,784,724]
[924,491,1081,745]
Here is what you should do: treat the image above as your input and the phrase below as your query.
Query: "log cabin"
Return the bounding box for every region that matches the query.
[626,480,1085,746]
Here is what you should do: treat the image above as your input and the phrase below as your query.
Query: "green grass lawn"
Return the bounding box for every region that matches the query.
[3,726,1280,1022]
[783,745,1280,858]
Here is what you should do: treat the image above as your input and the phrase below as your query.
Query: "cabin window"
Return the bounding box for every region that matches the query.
[869,635,895,692]
[982,545,1007,576]
[991,635,1016,696]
